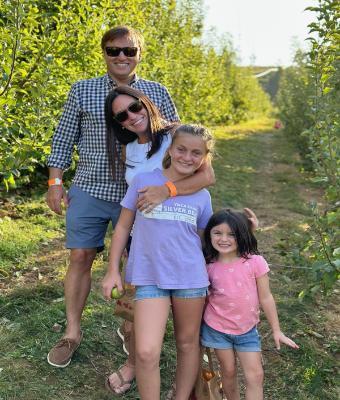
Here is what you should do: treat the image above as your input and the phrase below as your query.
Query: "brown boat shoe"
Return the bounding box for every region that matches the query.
[47,331,83,368]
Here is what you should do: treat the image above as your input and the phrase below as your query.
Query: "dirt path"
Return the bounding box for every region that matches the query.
[223,129,338,400]
[247,131,311,253]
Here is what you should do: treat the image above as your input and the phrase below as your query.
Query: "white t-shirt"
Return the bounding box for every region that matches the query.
[125,133,172,185]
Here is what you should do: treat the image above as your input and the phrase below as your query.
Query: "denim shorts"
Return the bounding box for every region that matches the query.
[200,322,261,352]
[66,185,121,251]
[135,285,208,301]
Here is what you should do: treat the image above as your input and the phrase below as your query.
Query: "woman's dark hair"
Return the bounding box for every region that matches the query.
[204,209,259,263]
[105,86,173,179]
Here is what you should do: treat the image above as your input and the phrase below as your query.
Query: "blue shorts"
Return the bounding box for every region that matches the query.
[200,322,261,352]
[135,285,208,301]
[66,185,121,251]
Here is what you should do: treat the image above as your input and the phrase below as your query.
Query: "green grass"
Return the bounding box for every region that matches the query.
[0,199,64,278]
[0,118,339,399]
[0,280,177,399]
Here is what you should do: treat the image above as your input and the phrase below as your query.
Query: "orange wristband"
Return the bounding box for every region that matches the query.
[48,178,63,186]
[165,181,177,197]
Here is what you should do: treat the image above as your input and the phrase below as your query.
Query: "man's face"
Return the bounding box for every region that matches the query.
[103,35,140,82]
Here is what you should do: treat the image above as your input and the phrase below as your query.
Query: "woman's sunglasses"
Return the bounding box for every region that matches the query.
[105,46,138,57]
[114,100,144,123]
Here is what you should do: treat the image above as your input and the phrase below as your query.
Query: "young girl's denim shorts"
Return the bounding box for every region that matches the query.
[135,285,208,301]
[200,321,261,352]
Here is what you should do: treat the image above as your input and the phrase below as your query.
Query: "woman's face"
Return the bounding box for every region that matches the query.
[168,133,207,178]
[112,94,149,139]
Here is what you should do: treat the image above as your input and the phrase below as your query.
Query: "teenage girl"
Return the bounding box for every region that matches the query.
[102,124,214,400]
[103,87,215,395]
[201,209,299,400]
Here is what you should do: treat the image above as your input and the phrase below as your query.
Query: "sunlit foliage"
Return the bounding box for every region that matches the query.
[0,0,271,187]
[277,0,339,295]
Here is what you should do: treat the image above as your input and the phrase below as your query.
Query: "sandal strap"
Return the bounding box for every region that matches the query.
[116,369,129,386]
[115,363,135,386]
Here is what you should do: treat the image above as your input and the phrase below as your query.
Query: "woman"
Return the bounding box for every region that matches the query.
[103,86,215,395]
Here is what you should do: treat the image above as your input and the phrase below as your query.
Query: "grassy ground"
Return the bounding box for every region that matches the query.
[0,118,339,399]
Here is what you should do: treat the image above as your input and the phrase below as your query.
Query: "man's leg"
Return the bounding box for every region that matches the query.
[63,248,97,340]
[47,185,120,367]
[47,248,96,367]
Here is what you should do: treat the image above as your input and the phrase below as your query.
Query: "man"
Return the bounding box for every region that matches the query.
[46,26,179,369]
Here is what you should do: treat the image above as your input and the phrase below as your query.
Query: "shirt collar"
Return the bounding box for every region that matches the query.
[105,73,139,89]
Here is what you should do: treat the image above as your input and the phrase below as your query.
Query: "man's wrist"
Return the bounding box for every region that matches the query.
[48,178,63,187]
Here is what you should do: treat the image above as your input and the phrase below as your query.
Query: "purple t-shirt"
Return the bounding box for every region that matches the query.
[121,168,212,289]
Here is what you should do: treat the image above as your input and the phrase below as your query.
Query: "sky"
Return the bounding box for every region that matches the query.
[202,0,317,66]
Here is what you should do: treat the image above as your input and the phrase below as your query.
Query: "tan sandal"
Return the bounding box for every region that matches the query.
[105,364,135,396]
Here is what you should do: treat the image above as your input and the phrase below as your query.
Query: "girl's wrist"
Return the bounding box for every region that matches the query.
[164,181,178,197]
[272,327,281,334]
[106,264,120,274]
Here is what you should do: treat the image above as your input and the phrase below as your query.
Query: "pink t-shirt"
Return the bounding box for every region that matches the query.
[203,255,270,335]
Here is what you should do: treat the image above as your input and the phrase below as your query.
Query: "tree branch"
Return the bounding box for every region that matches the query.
[0,0,21,97]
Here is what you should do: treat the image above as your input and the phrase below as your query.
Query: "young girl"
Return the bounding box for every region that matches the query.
[201,209,299,400]
[102,124,214,400]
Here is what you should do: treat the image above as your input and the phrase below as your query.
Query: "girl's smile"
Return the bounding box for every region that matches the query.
[167,134,207,179]
[210,222,238,261]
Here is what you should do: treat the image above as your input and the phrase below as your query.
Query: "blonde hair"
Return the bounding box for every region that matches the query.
[162,124,214,169]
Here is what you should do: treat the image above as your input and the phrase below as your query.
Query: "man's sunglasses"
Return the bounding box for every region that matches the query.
[105,46,138,57]
[114,100,143,123]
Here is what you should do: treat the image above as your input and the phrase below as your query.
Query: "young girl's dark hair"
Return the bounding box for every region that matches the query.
[204,209,259,263]
[105,86,174,179]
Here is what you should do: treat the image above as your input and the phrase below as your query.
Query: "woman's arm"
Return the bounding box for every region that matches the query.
[102,208,135,300]
[257,274,299,350]
[136,160,215,211]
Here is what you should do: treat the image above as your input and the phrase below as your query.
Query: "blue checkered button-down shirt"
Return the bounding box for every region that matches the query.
[47,74,179,202]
